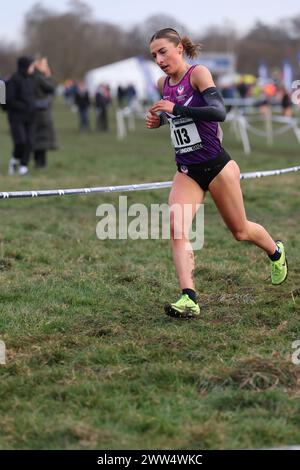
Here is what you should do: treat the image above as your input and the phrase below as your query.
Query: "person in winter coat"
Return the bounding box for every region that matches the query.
[32,57,57,168]
[95,84,110,131]
[6,56,36,175]
[74,81,90,131]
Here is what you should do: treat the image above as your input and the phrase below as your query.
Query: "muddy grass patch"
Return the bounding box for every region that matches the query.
[198,357,300,393]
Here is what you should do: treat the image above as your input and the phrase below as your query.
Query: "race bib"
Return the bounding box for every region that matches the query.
[169,116,202,154]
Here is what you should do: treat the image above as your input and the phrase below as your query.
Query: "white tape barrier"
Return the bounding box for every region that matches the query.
[245,116,300,139]
[240,165,300,180]
[226,108,300,153]
[0,165,300,200]
[116,104,146,139]
[116,108,136,140]
[0,181,172,199]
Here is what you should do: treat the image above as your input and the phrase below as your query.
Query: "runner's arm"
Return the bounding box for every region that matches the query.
[173,65,226,122]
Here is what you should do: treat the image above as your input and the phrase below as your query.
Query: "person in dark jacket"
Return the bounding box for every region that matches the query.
[95,84,110,131]
[32,57,57,168]
[280,87,292,117]
[74,81,90,131]
[6,56,36,175]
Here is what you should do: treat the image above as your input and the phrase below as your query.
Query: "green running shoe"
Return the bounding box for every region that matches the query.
[164,294,200,318]
[271,241,288,285]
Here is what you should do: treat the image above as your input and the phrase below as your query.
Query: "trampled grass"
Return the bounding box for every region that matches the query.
[0,101,300,449]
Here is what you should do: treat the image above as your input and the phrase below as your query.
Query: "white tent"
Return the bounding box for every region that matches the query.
[85,57,163,101]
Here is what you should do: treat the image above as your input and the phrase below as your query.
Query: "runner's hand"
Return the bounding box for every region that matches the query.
[146,110,160,129]
[150,99,175,114]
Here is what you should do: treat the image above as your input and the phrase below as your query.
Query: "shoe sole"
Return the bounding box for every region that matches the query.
[164,303,200,319]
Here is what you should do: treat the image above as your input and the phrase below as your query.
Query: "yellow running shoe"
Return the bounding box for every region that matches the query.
[271,241,288,285]
[164,294,200,318]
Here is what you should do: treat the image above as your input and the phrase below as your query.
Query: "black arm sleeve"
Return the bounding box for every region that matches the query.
[173,87,226,122]
[159,112,168,126]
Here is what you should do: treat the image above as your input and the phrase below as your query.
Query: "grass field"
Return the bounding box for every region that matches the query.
[0,101,300,450]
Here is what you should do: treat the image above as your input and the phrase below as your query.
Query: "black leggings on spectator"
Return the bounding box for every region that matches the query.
[34,150,47,168]
[14,143,30,167]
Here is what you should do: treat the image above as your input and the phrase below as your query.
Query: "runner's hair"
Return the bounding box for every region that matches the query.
[150,28,201,59]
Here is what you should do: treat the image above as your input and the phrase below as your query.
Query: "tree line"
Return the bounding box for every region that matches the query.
[1,0,300,80]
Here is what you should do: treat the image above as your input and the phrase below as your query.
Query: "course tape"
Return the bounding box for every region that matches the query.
[1,166,300,200]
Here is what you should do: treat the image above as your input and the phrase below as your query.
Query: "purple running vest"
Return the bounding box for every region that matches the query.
[162,65,222,164]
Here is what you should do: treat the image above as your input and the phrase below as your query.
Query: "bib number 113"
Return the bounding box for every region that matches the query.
[173,128,191,146]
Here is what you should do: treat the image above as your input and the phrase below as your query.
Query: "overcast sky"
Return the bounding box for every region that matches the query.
[2,0,300,44]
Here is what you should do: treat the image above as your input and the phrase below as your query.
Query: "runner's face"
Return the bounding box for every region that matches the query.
[150,38,184,75]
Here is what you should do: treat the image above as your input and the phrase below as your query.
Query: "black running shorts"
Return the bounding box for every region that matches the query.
[176,148,232,191]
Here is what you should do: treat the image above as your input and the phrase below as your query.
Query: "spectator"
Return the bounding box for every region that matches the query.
[95,84,110,131]
[280,87,292,117]
[6,56,36,176]
[74,81,90,131]
[32,56,58,169]
[63,79,76,106]
[126,84,137,106]
[220,84,235,113]
[117,85,126,107]
[237,79,249,99]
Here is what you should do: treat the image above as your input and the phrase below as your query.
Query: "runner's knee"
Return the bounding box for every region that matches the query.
[170,211,188,240]
[232,228,249,241]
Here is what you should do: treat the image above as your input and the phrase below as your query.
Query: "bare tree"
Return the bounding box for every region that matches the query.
[140,14,188,41]
[198,23,239,54]
[0,2,299,80]
[237,20,297,73]
[126,14,189,60]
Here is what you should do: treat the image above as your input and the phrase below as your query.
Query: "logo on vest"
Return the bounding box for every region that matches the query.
[180,165,188,174]
[177,85,185,95]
